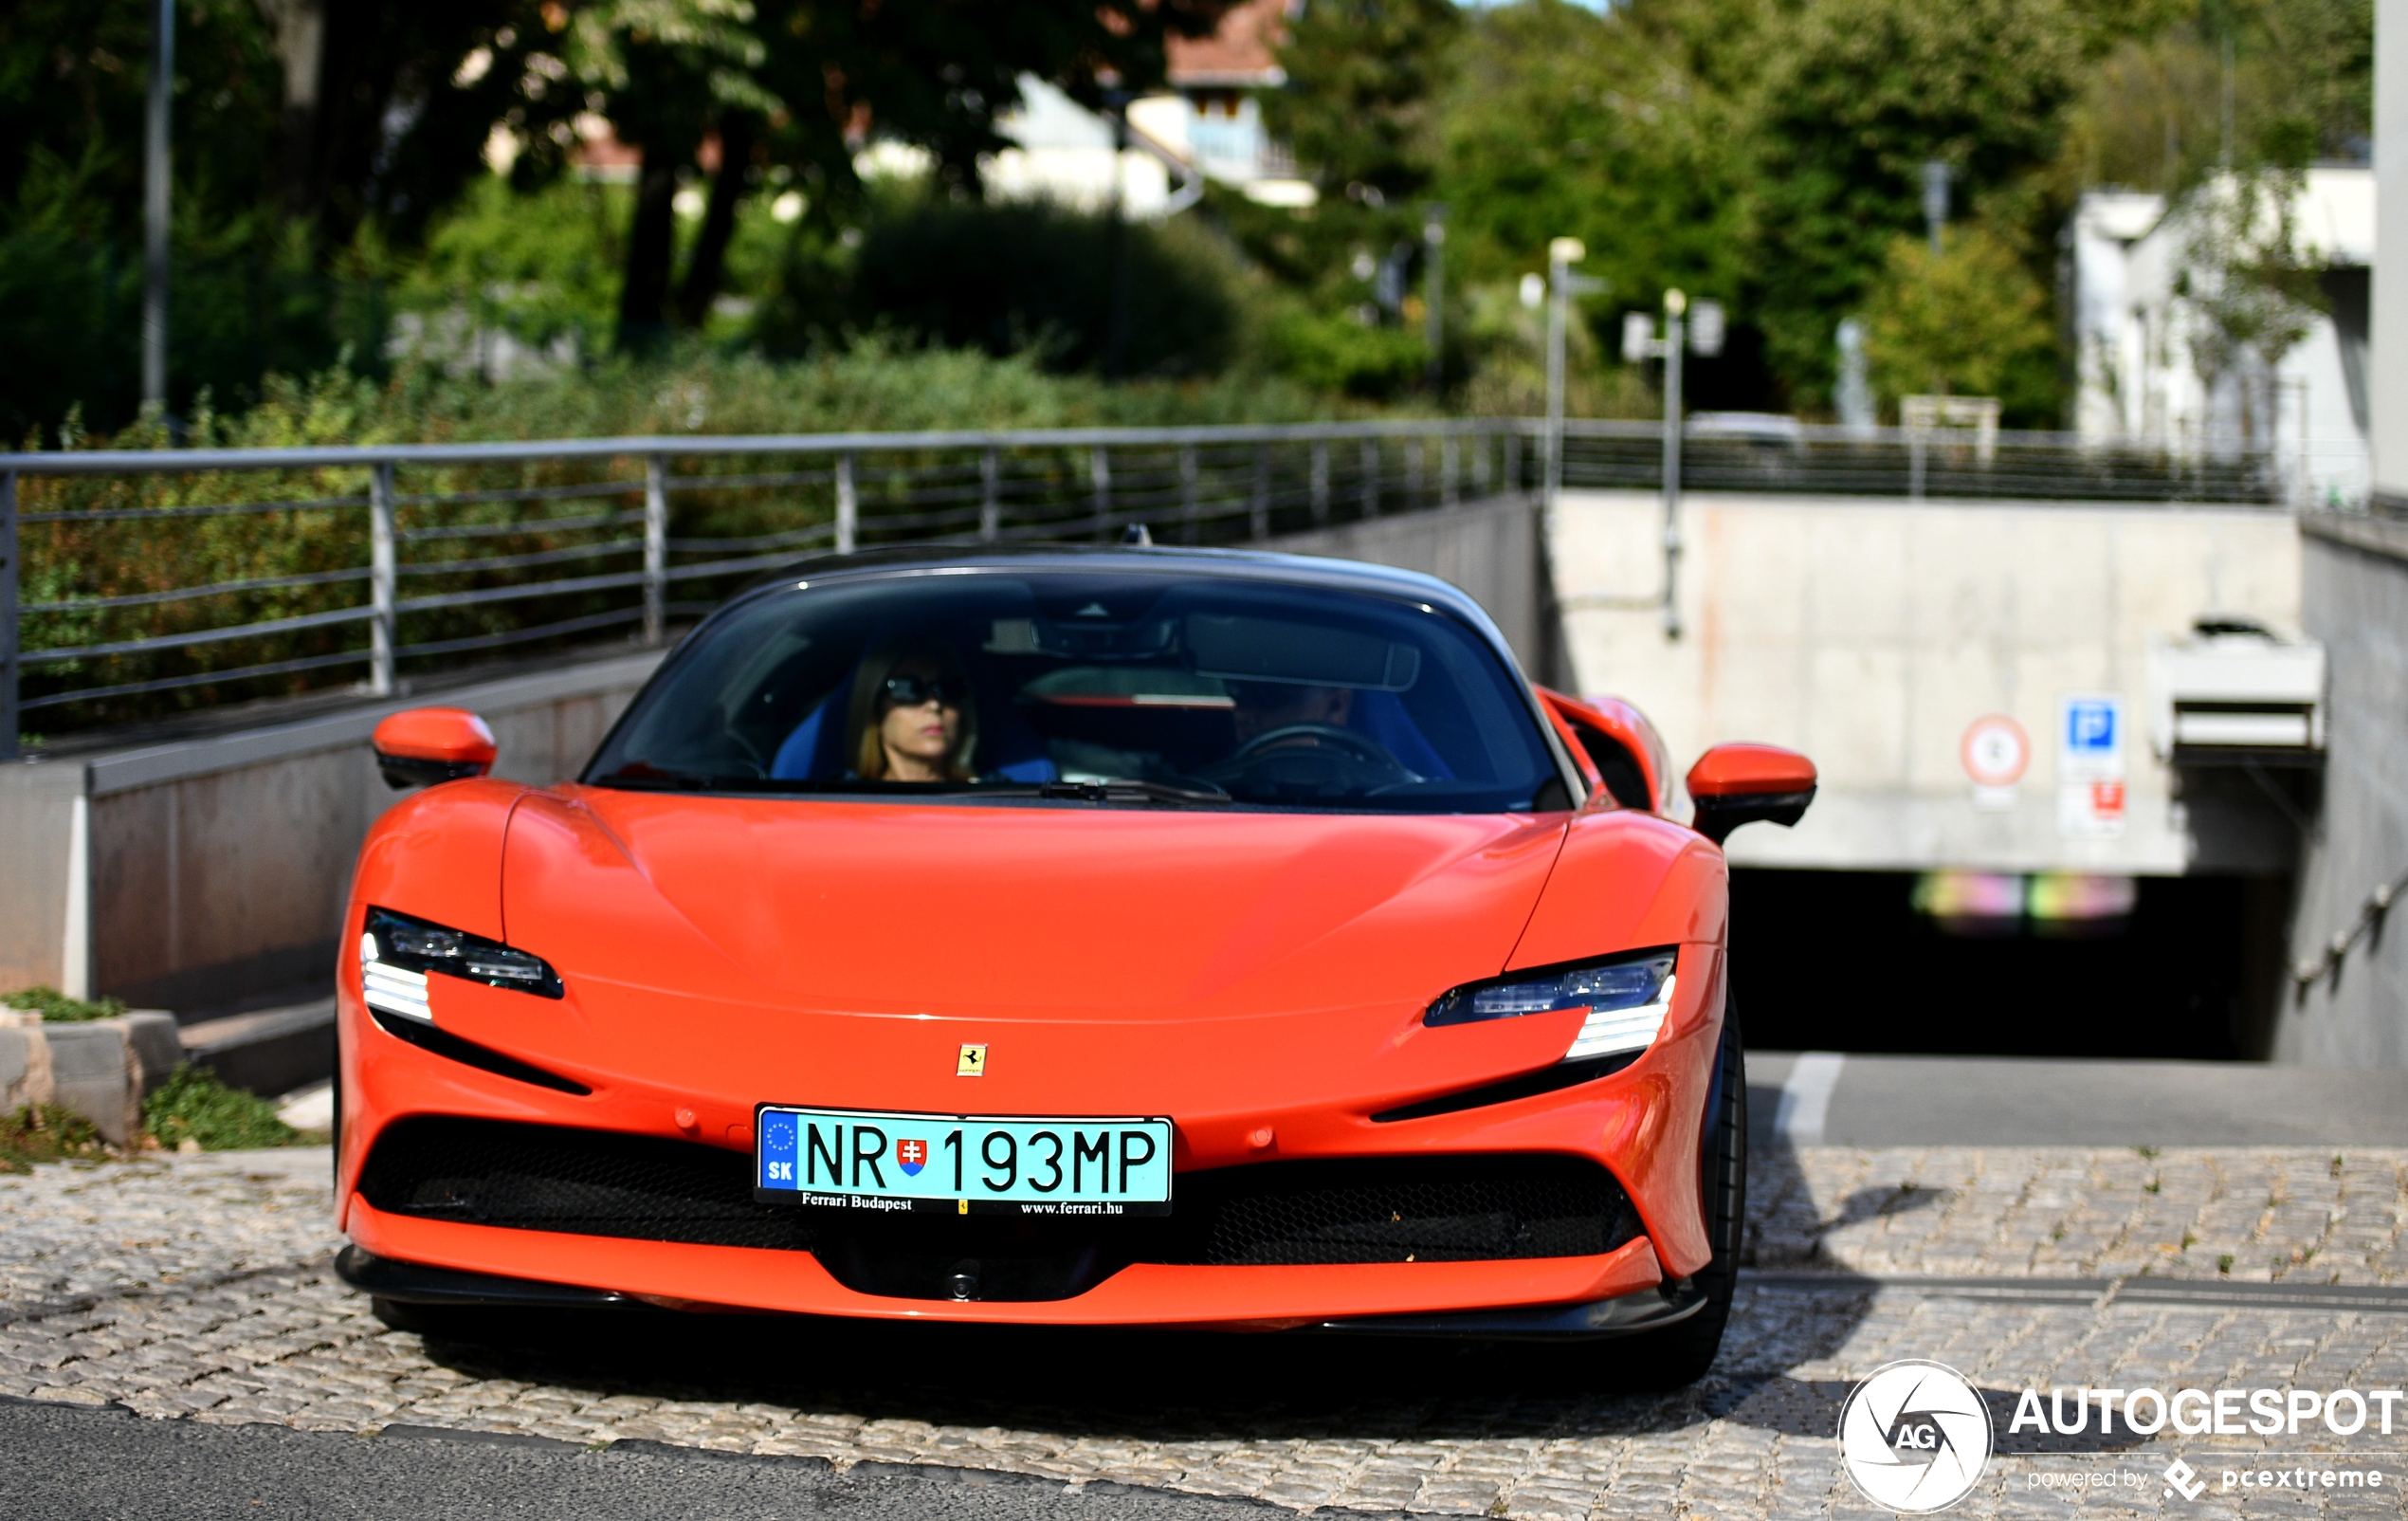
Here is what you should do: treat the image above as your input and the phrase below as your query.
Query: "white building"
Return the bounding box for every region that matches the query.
[2069,168,2373,508]
[965,0,1317,216]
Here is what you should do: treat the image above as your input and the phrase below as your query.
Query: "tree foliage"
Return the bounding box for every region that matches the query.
[1859,227,2062,425]
[1746,0,2087,411]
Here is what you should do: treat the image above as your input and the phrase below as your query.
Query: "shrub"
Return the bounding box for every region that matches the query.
[0,1105,113,1173]
[1,986,128,1022]
[851,200,1248,378]
[142,1066,301,1151]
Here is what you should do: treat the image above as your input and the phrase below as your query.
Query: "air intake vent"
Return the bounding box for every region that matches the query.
[357,1115,809,1251]
[356,1120,1641,1290]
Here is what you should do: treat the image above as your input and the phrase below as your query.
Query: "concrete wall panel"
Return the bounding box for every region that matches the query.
[3,651,664,1013]
[1275,497,1544,677]
[2279,523,2408,1065]
[1557,490,2304,875]
[89,784,174,995]
[0,762,84,995]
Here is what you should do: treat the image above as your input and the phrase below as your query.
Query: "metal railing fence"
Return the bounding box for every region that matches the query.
[0,420,1520,755]
[0,416,2308,756]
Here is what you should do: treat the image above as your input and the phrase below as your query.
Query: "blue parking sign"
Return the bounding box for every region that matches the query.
[2065,699,2117,756]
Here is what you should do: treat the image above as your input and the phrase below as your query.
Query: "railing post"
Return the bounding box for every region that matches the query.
[1250,443,1271,541]
[369,461,395,697]
[1178,444,1200,543]
[1406,437,1425,509]
[1360,438,1379,518]
[0,469,17,760]
[1090,447,1111,540]
[1505,431,1523,496]
[642,453,667,645]
[1472,431,1491,496]
[979,447,1001,542]
[1309,442,1330,525]
[1441,434,1460,506]
[835,451,858,553]
[1908,431,1927,501]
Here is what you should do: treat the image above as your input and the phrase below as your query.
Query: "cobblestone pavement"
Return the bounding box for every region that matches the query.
[5,1145,2407,1518]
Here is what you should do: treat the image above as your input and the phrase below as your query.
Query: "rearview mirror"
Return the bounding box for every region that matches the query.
[1686,743,1815,845]
[373,707,498,790]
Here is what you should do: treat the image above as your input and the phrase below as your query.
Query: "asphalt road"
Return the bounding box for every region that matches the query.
[1747,1050,2408,1147]
[0,1397,1291,1521]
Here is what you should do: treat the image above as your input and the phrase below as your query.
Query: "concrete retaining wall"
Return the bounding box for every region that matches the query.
[2278,514,2408,1066]
[0,651,663,1016]
[1552,489,2306,876]
[1272,495,1555,683]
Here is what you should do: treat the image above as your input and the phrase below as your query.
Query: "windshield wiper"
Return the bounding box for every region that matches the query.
[982,779,1232,806]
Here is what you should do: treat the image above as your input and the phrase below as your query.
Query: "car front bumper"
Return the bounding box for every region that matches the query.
[333,1234,1700,1339]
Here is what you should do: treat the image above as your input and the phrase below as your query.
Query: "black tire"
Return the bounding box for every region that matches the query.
[1608,991,1746,1390]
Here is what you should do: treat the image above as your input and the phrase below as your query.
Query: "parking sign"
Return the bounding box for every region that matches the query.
[2058,694,2125,836]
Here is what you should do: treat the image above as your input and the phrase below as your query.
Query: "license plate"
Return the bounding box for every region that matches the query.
[753,1105,1174,1217]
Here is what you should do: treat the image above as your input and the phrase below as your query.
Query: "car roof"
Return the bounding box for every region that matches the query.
[725,543,1519,668]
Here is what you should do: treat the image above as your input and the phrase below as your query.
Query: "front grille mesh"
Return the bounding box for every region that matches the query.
[356,1118,1637,1272]
[1168,1154,1638,1265]
[357,1115,811,1251]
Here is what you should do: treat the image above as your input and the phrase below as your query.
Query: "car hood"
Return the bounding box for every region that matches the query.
[502,789,1571,1020]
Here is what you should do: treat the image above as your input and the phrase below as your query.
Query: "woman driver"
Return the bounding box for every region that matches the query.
[844,643,979,781]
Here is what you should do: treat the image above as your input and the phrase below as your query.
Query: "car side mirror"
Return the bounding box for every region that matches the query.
[373,707,499,790]
[1686,743,1815,845]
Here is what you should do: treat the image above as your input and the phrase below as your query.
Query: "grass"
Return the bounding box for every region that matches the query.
[0,1105,113,1173]
[142,1066,302,1151]
[2,985,128,1022]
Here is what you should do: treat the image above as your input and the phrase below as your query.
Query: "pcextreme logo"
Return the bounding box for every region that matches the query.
[1837,1361,1996,1513]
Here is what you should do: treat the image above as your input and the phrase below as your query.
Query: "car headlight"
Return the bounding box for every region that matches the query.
[1424,948,1678,1061]
[359,907,563,1022]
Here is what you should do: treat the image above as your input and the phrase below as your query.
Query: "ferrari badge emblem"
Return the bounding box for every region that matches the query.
[957,1043,987,1076]
[896,1137,927,1176]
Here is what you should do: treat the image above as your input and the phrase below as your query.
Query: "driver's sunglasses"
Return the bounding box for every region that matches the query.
[881,673,968,708]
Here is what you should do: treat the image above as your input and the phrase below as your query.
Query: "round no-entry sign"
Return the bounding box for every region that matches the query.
[1961,714,2030,787]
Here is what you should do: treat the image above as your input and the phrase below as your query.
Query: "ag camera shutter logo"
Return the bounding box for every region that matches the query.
[1837,1360,1995,1512]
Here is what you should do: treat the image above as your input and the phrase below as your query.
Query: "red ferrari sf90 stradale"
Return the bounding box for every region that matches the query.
[333,545,1814,1385]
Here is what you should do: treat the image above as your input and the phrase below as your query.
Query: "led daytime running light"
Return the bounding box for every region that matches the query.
[1423,949,1678,1063]
[361,907,564,1002]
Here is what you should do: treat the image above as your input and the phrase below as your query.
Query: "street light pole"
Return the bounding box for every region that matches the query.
[1541,238,1604,525]
[1659,290,1686,640]
[1623,289,1723,641]
[1422,203,1447,393]
[142,0,174,412]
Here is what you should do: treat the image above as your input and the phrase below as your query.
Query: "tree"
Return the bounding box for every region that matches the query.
[2174,167,2326,443]
[1264,0,1461,206]
[1746,0,2086,411]
[572,0,1233,353]
[1858,225,2061,425]
[1433,0,1759,404]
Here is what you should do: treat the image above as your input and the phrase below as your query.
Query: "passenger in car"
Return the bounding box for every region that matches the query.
[844,643,980,781]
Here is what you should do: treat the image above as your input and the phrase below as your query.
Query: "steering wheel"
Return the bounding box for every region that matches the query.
[1228,724,1392,767]
[1203,723,1414,794]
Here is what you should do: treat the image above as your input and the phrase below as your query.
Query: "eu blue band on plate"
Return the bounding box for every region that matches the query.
[754,1105,1176,1217]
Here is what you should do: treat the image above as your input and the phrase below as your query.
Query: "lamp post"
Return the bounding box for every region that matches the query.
[1421,202,1448,392]
[1541,238,1604,525]
[1622,289,1724,640]
[142,0,175,412]
[1921,159,1951,260]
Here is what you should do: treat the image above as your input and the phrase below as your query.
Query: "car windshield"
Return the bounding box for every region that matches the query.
[584,568,1568,813]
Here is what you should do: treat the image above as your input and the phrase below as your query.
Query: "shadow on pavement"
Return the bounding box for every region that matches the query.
[389,1126,1899,1448]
